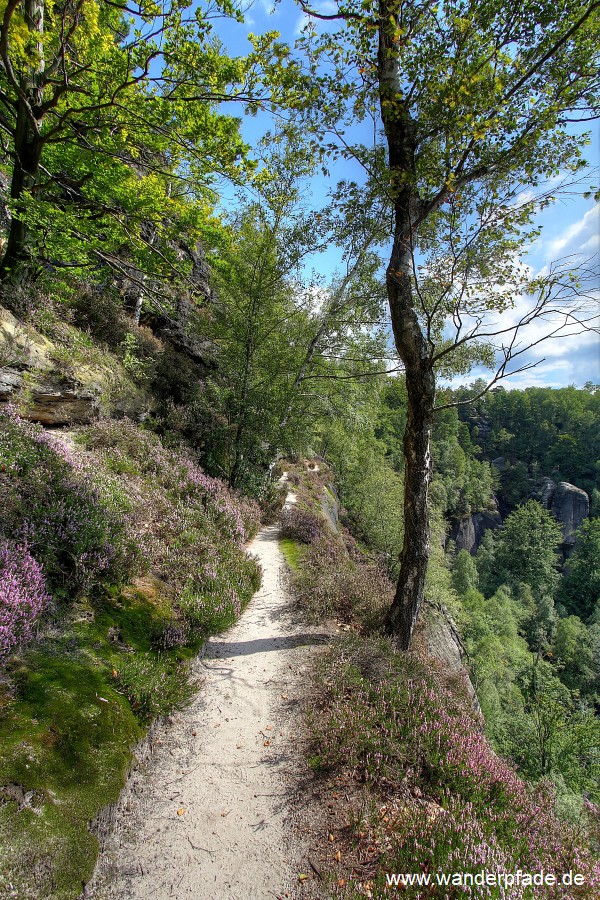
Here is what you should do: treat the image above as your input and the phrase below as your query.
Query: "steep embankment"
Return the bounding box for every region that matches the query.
[87,488,329,900]
[0,413,262,898]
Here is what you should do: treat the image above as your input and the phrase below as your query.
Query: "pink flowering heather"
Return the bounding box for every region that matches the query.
[1,412,133,594]
[0,541,50,660]
[280,506,324,544]
[78,419,262,637]
[311,638,600,897]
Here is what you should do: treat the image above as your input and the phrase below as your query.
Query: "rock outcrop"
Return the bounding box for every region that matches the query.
[0,369,98,425]
[531,477,589,554]
[0,306,150,425]
[321,483,341,533]
[420,600,484,724]
[139,242,217,369]
[450,509,503,554]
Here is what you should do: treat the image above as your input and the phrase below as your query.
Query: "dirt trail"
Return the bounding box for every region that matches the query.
[88,492,328,900]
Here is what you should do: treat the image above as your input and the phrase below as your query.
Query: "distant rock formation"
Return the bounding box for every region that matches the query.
[450,509,503,554]
[531,478,589,555]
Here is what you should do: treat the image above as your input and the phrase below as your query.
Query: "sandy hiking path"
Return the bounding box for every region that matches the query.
[87,497,329,900]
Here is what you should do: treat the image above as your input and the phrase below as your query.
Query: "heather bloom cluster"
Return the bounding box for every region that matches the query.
[0,413,131,596]
[280,507,324,544]
[82,418,260,547]
[292,532,394,629]
[312,638,600,897]
[0,411,262,665]
[79,419,262,638]
[382,796,523,899]
[0,541,50,660]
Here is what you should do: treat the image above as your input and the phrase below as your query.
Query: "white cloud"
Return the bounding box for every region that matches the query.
[439,220,600,390]
[258,0,278,15]
[546,203,600,261]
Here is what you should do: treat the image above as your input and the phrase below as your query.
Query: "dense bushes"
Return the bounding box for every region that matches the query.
[280,460,599,894]
[310,637,600,897]
[0,411,133,597]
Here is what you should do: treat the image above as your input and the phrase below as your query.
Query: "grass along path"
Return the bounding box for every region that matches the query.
[86,491,329,900]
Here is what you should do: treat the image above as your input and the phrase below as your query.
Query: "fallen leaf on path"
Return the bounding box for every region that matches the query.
[328,833,334,842]
[177,808,185,816]
[263,739,271,747]
[335,850,341,861]
[298,874,309,883]
[265,725,272,731]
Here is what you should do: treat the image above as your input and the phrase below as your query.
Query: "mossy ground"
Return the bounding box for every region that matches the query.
[0,578,204,899]
[279,538,303,571]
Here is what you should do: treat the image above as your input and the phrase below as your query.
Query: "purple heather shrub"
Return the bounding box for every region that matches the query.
[152,620,190,651]
[82,419,260,548]
[0,410,262,652]
[0,413,131,595]
[291,533,394,628]
[78,419,262,636]
[0,541,50,659]
[280,506,324,545]
[312,638,600,896]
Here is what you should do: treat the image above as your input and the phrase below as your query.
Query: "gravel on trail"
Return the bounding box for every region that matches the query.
[86,493,329,900]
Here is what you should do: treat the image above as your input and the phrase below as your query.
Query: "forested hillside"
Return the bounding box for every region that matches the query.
[0,0,599,894]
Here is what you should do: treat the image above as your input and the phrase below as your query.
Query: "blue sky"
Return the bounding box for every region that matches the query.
[210,1,600,389]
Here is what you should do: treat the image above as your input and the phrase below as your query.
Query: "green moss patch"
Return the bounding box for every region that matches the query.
[279,538,303,571]
[0,638,141,899]
[0,582,194,898]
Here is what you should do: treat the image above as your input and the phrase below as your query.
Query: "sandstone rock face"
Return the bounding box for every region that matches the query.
[551,482,589,549]
[321,483,341,533]
[421,601,483,723]
[534,476,557,508]
[0,305,151,425]
[0,369,97,424]
[140,242,217,368]
[450,509,503,554]
[531,477,589,551]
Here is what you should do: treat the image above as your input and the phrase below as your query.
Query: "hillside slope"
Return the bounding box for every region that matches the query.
[0,412,261,898]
